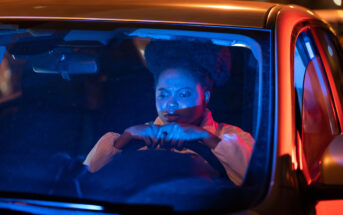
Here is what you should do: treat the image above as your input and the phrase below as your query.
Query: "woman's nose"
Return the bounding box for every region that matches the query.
[166,97,178,114]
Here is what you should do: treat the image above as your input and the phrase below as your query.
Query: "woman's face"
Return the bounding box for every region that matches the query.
[155,68,207,125]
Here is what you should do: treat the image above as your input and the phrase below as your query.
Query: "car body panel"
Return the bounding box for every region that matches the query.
[255,4,341,214]
[0,0,275,28]
[0,1,342,214]
[275,4,318,158]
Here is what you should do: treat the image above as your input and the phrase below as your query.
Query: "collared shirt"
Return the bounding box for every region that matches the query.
[84,109,254,185]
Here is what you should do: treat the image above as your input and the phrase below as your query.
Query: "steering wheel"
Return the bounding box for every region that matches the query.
[119,138,229,178]
[80,140,233,202]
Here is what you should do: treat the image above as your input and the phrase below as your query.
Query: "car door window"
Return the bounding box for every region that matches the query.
[294,30,339,182]
[312,28,343,122]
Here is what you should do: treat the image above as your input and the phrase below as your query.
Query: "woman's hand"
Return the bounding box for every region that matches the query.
[155,123,220,150]
[115,123,221,151]
[115,124,159,149]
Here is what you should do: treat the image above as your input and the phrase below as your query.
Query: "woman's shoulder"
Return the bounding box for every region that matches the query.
[217,123,254,143]
[144,121,155,126]
[217,123,245,133]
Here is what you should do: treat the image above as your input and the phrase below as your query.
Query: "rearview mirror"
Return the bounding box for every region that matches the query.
[32,50,98,80]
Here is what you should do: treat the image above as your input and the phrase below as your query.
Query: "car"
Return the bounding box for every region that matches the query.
[0,1,343,214]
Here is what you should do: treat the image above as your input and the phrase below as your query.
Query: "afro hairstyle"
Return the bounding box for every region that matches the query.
[144,39,231,91]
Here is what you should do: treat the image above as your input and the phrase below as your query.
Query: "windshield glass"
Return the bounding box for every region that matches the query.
[0,24,271,212]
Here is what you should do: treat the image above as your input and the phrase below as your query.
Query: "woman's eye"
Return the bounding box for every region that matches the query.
[157,92,168,98]
[179,91,191,98]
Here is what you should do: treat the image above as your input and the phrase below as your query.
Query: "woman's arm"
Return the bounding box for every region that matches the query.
[201,133,221,149]
[84,124,159,172]
[83,132,121,173]
[210,129,254,185]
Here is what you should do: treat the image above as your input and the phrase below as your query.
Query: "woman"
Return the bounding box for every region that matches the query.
[84,40,254,185]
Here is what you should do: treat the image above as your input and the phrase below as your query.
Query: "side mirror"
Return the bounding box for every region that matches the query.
[321,134,343,185]
[308,134,343,201]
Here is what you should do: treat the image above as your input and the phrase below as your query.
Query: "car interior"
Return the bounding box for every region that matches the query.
[0,27,262,210]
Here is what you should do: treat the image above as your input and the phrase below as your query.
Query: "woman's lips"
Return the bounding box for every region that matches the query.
[164,114,180,121]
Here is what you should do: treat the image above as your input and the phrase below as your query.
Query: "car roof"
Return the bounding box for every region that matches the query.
[0,0,277,28]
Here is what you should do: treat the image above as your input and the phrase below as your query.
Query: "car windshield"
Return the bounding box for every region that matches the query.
[0,23,272,212]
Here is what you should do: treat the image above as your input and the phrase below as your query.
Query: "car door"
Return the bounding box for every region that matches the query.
[293,26,343,214]
[310,27,343,215]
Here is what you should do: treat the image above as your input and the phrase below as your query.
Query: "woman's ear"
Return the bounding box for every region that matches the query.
[204,90,211,105]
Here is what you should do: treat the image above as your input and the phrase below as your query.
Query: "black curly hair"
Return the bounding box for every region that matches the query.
[144,40,231,92]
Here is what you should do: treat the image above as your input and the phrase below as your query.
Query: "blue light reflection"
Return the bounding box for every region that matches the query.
[23,200,104,211]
